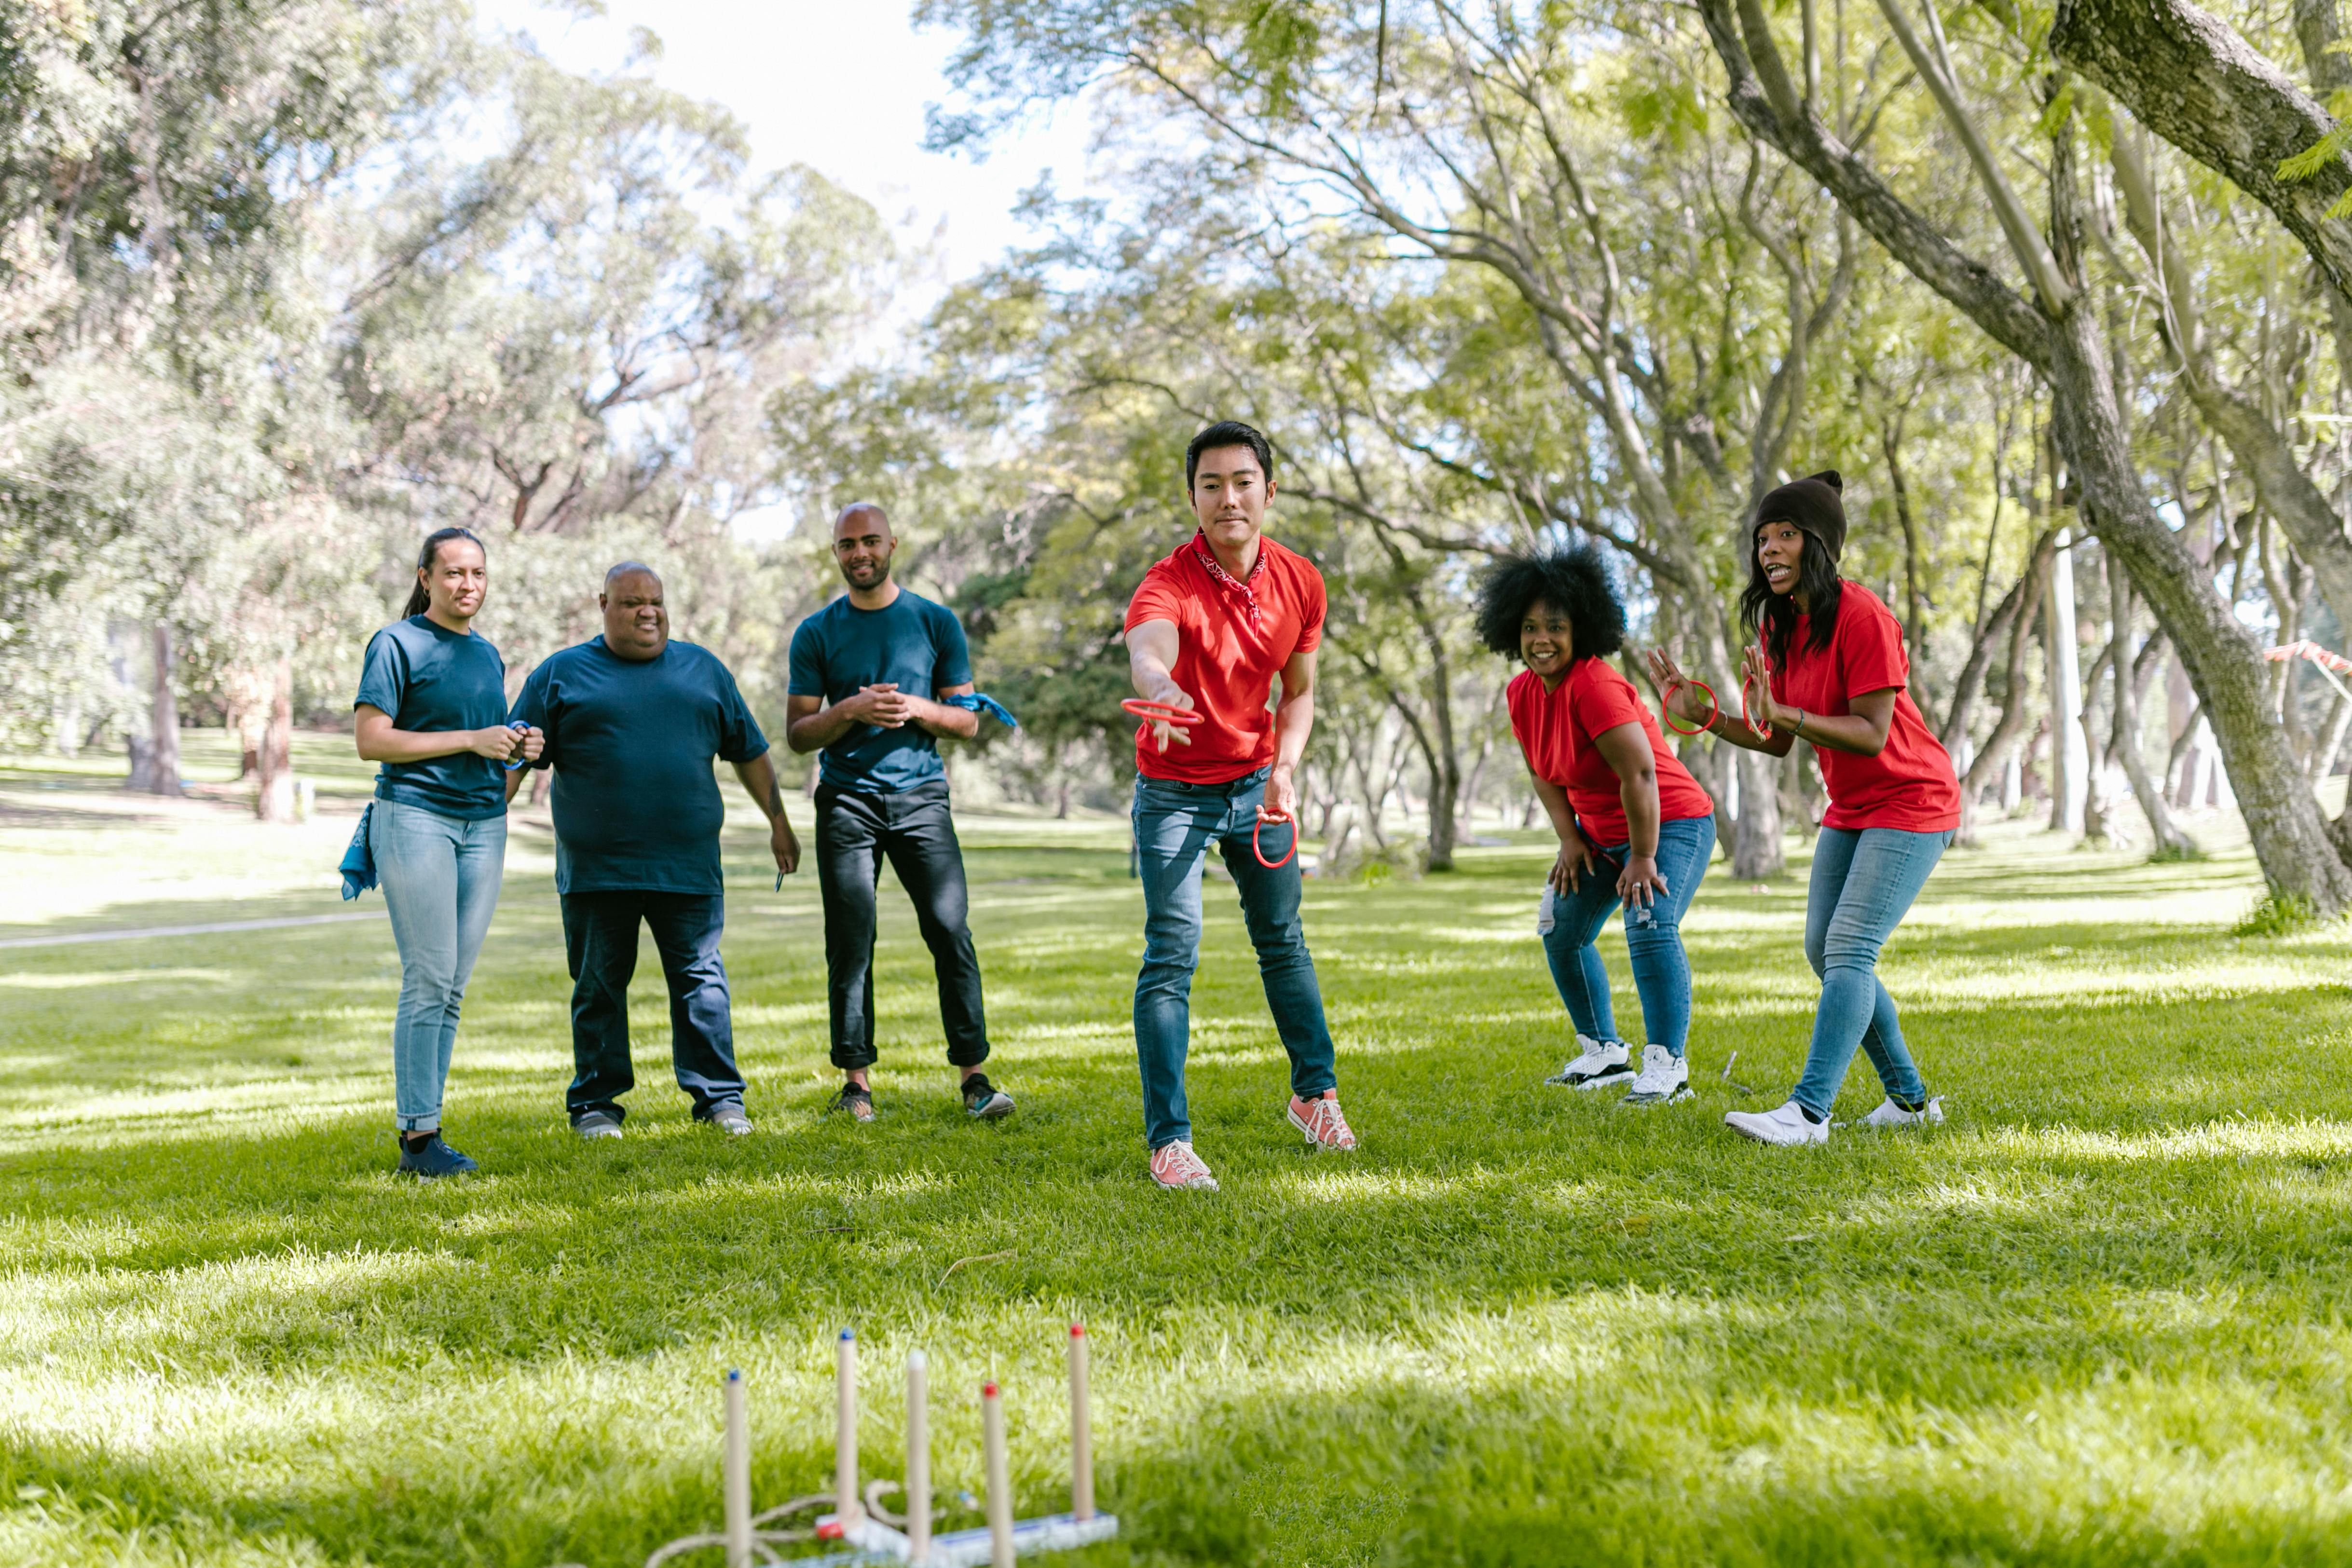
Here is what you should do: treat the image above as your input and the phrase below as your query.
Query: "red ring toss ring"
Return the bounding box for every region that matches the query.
[1122,697,1203,726]
[1661,679,1718,736]
[1253,811,1298,870]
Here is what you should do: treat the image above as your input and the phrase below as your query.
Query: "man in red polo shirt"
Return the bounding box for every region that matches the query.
[1123,421,1356,1192]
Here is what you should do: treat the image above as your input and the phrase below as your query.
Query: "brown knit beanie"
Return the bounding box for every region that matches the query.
[1755,470,1846,564]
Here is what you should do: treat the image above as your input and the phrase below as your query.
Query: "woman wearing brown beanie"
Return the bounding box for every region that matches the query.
[1649,470,1960,1146]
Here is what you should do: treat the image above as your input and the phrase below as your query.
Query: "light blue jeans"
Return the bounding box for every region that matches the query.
[1542,815,1716,1058]
[1133,767,1337,1150]
[1790,826,1950,1118]
[372,800,506,1132]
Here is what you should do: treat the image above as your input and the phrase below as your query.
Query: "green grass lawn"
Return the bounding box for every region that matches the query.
[4,737,2352,1566]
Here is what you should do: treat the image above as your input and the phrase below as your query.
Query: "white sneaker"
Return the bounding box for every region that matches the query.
[1620,1044,1691,1105]
[1860,1095,1944,1128]
[1149,1139,1219,1191]
[1724,1100,1829,1146]
[1545,1034,1632,1090]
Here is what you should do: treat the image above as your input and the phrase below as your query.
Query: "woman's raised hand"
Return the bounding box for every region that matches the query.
[1738,643,1784,737]
[1644,648,1713,727]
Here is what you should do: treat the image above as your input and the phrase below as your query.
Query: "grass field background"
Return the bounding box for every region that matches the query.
[4,736,2351,1566]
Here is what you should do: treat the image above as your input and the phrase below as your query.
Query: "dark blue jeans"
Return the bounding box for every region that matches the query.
[1790,826,1950,1118]
[814,778,989,1071]
[1542,814,1715,1058]
[1133,767,1337,1149]
[561,890,745,1123]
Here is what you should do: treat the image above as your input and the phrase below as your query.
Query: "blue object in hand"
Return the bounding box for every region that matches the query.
[503,719,531,770]
[944,693,1020,730]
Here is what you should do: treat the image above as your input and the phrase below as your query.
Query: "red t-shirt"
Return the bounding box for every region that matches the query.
[1771,582,1961,832]
[1123,532,1327,783]
[1508,659,1714,847]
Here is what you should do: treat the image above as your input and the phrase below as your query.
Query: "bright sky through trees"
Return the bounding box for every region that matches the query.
[483,1,1099,283]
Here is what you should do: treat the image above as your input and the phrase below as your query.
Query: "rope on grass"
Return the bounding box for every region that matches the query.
[613,1485,961,1568]
[935,1248,1017,1289]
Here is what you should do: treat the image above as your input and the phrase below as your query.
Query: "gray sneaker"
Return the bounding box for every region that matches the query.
[961,1073,1015,1120]
[704,1102,752,1135]
[572,1111,623,1140]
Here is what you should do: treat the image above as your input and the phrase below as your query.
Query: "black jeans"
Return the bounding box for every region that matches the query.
[561,889,745,1123]
[815,778,989,1071]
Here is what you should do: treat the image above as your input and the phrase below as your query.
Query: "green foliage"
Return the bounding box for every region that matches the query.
[2235,887,2325,937]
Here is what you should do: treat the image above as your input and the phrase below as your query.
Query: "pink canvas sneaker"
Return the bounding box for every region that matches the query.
[1286,1090,1358,1152]
[1149,1139,1219,1191]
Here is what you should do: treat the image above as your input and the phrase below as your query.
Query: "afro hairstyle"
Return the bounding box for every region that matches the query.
[1472,544,1628,664]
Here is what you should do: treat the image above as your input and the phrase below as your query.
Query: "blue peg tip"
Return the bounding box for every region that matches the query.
[727,1368,742,1382]
[839,1327,856,1341]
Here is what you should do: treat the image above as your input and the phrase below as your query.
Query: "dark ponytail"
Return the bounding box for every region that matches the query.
[403,527,485,619]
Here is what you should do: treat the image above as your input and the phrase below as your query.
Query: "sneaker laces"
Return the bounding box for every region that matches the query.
[1153,1142,1210,1183]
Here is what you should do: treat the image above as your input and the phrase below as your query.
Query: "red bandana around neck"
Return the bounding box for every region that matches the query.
[1192,529,1268,626]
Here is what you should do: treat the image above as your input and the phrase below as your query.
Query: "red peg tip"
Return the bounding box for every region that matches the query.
[1070,1323,1085,1338]
[815,1522,845,1541]
[983,1380,999,1397]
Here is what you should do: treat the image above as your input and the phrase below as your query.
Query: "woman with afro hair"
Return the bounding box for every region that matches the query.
[1475,543,1717,1105]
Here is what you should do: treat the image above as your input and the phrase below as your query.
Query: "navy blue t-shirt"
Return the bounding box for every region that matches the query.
[509,637,769,895]
[353,616,509,821]
[788,590,971,792]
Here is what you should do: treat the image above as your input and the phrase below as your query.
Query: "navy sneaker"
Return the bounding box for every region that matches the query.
[397,1133,479,1178]
[961,1073,1014,1120]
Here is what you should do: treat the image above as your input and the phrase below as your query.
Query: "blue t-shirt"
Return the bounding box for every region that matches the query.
[788,590,972,793]
[353,616,509,822]
[509,637,769,895]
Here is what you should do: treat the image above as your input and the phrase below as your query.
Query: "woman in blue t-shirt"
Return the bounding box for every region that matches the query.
[353,527,542,1177]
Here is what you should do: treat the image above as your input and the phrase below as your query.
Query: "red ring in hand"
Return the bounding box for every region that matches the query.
[1661,679,1718,736]
[1740,672,1774,739]
[1122,698,1202,726]
[1253,810,1297,870]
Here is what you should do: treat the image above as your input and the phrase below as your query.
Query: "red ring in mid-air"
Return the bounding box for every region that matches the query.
[1661,679,1718,736]
[1122,697,1202,727]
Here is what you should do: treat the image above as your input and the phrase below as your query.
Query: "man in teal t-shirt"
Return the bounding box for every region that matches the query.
[511,562,800,1138]
[786,502,1012,1125]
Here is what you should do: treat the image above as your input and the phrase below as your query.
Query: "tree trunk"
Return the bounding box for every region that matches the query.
[2107,564,2196,853]
[2044,248,2352,907]
[1731,747,1786,877]
[137,621,182,797]
[2046,530,2089,833]
[256,653,295,823]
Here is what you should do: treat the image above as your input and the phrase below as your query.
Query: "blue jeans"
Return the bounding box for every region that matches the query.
[371,801,506,1132]
[561,890,745,1123]
[1542,815,1715,1058]
[1133,767,1337,1149]
[1790,826,1951,1118]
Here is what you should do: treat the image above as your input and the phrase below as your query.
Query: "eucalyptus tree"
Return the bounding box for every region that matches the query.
[1696,0,2352,909]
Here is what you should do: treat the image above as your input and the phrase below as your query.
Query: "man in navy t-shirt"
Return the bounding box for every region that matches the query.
[510,562,801,1138]
[787,502,1011,1124]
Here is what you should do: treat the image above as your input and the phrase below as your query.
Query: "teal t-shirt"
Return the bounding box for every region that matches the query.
[353,616,509,822]
[509,637,769,895]
[787,590,971,792]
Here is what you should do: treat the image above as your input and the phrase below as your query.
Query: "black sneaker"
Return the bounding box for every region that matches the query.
[961,1073,1015,1121]
[828,1084,875,1123]
[397,1133,479,1178]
